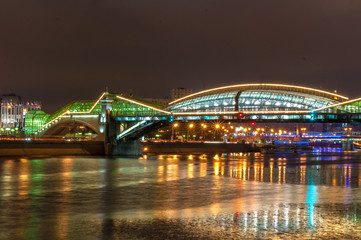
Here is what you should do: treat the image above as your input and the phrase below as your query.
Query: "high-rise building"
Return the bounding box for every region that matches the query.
[171,88,193,101]
[0,93,41,129]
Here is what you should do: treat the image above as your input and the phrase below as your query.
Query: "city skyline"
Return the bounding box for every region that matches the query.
[2,80,360,114]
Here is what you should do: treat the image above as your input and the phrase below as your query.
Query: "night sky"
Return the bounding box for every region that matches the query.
[1,0,361,113]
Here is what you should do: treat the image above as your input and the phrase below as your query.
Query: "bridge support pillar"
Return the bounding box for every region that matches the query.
[342,140,354,151]
[105,140,143,156]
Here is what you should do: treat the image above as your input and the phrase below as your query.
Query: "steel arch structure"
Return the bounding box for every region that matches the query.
[168,84,348,116]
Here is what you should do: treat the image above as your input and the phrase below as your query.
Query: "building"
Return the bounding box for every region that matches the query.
[0,93,41,129]
[171,88,193,101]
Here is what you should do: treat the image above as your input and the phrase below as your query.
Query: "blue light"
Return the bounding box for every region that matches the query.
[273,141,309,144]
[306,184,318,229]
[310,111,316,121]
[346,165,350,188]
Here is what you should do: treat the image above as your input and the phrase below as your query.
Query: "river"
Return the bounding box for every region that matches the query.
[1,149,361,239]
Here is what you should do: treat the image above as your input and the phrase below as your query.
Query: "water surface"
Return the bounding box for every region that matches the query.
[1,149,361,239]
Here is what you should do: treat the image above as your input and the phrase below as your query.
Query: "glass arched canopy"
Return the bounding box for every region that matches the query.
[168,84,348,114]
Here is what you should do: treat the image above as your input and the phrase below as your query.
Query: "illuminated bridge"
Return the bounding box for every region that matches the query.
[24,83,361,154]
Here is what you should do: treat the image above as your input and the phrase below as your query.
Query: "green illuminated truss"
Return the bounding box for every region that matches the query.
[111,99,165,117]
[24,110,51,135]
[318,99,361,114]
[24,93,169,135]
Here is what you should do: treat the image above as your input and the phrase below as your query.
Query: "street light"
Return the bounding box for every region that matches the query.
[201,124,207,140]
[187,123,194,141]
[171,123,179,142]
[344,127,352,136]
[214,124,221,141]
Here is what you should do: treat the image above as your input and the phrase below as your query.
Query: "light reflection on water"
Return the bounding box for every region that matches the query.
[0,150,361,239]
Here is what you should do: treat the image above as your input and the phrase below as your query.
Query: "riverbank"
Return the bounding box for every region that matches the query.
[0,140,259,157]
[141,141,260,155]
[0,140,104,157]
[0,139,352,157]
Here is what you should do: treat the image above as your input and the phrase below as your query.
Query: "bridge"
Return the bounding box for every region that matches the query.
[24,83,361,155]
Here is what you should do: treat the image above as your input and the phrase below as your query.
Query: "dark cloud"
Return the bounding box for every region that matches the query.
[1,0,361,112]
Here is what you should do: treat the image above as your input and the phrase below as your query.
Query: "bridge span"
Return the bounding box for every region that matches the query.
[24,84,361,155]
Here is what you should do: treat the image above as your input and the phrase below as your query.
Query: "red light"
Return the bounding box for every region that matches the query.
[238,113,244,118]
[251,121,256,126]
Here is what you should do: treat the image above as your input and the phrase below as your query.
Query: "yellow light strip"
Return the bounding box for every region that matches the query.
[43,92,106,129]
[67,92,106,114]
[172,110,311,115]
[245,110,311,114]
[116,96,171,114]
[169,83,349,105]
[314,97,361,112]
[88,92,106,113]
[43,111,68,128]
